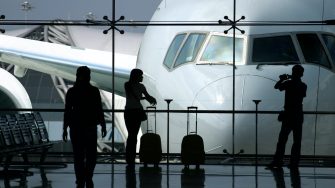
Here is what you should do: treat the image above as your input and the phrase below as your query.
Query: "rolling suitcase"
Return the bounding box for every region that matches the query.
[181,106,205,170]
[139,106,162,167]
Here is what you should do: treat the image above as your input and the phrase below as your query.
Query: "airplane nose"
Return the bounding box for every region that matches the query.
[191,74,279,153]
[192,74,278,111]
[192,76,237,113]
[190,76,237,153]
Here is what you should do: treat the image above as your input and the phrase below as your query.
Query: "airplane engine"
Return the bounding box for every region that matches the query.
[0,68,32,115]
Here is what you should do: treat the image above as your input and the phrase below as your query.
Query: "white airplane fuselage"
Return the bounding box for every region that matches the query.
[136,0,335,155]
[1,0,335,156]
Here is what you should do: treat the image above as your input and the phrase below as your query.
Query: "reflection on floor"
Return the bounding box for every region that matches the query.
[1,163,335,188]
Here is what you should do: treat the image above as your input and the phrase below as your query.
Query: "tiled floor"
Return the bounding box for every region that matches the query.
[1,163,335,188]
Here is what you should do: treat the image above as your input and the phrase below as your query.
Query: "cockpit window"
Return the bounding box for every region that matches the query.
[174,33,206,67]
[163,32,245,69]
[297,34,330,68]
[322,34,335,65]
[163,33,186,69]
[252,36,299,62]
[200,35,243,63]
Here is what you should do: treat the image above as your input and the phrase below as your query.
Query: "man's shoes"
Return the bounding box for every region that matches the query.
[265,162,283,169]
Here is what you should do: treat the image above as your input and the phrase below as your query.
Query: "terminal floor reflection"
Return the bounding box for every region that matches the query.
[1,164,335,188]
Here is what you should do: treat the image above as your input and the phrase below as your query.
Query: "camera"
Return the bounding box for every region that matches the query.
[279,74,291,80]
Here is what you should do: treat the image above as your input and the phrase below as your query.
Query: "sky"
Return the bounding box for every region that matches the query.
[0,0,161,31]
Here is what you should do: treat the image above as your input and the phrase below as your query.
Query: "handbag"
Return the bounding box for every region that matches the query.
[277,110,285,122]
[128,84,147,121]
[139,107,147,122]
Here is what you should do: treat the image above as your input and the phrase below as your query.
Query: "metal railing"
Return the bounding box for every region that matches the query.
[1,107,335,167]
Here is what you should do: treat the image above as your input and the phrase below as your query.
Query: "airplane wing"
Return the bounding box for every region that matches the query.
[0,34,137,96]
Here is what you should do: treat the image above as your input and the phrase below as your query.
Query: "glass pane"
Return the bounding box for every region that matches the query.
[252,36,298,62]
[174,33,206,67]
[163,34,186,69]
[201,36,243,63]
[297,34,330,68]
[322,34,335,65]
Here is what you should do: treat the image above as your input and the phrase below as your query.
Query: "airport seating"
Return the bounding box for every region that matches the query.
[31,112,50,143]
[0,112,54,173]
[18,113,54,162]
[0,116,27,159]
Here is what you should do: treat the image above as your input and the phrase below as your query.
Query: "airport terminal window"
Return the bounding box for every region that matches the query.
[322,34,335,65]
[200,35,243,63]
[252,36,299,62]
[174,33,206,67]
[297,34,330,68]
[163,33,186,69]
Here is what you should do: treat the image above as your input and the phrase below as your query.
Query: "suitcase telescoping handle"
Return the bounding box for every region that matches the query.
[187,106,198,135]
[146,106,157,134]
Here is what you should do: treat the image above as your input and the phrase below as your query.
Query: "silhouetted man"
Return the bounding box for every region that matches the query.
[267,64,307,169]
[63,66,107,188]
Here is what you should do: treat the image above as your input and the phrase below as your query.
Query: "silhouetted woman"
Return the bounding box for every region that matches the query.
[124,68,156,168]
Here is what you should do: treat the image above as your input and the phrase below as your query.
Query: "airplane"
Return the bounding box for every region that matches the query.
[0,0,335,157]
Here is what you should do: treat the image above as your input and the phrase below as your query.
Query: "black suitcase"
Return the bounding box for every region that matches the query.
[181,106,205,170]
[139,106,162,167]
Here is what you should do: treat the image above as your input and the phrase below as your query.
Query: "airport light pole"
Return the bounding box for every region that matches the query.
[164,99,173,166]
[253,99,261,188]
[253,100,261,164]
[165,98,172,188]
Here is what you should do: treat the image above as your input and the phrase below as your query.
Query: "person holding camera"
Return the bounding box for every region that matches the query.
[267,64,307,169]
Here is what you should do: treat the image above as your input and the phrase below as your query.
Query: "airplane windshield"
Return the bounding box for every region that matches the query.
[163,32,244,69]
[322,34,335,66]
[200,35,243,63]
[297,33,330,68]
[252,36,299,63]
[163,33,187,69]
[174,33,206,67]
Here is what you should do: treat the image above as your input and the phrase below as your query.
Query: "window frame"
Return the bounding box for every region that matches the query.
[249,33,301,65]
[296,32,332,69]
[320,33,335,69]
[249,31,334,71]
[162,33,188,69]
[196,32,246,65]
[173,32,208,68]
[163,31,209,71]
[163,31,247,71]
